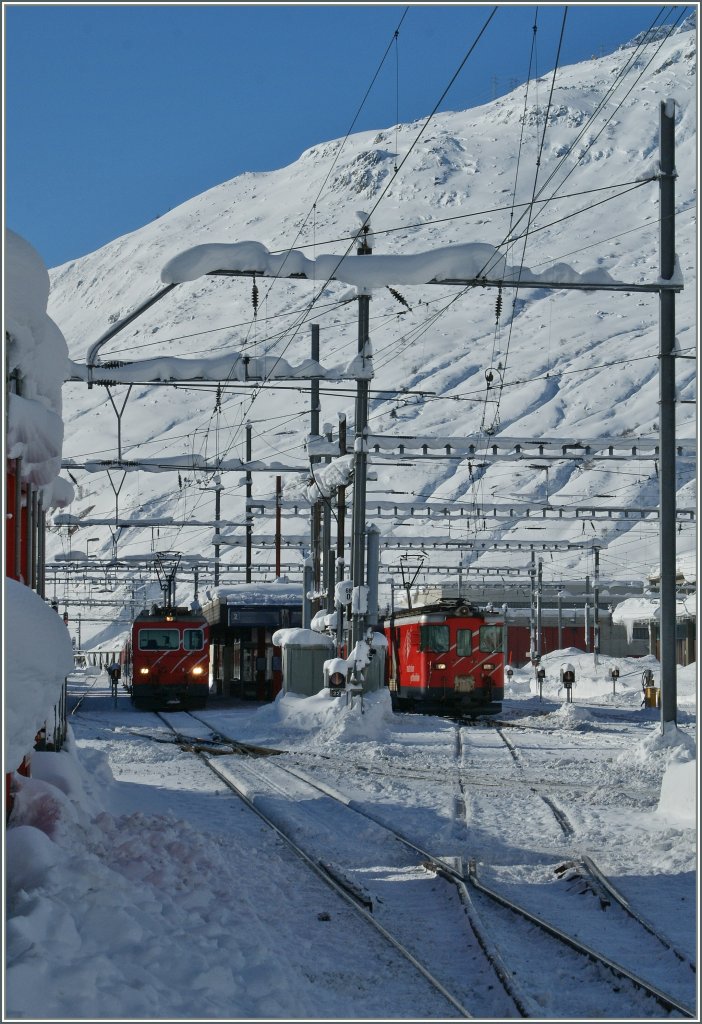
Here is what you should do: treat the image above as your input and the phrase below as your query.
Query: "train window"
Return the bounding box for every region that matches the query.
[479,625,503,652]
[183,629,204,651]
[419,624,449,652]
[456,629,473,656]
[138,629,180,650]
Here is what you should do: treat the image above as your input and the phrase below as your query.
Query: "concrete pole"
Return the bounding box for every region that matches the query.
[658,99,678,732]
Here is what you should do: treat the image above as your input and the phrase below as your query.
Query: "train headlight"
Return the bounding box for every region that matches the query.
[435,663,447,670]
[139,667,150,675]
[482,663,495,672]
[191,666,204,676]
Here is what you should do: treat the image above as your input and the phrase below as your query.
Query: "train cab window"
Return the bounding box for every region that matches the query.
[419,624,449,653]
[479,625,503,652]
[139,629,180,651]
[183,629,204,651]
[456,629,473,657]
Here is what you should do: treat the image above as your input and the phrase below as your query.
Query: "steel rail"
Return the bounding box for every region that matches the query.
[154,713,476,1019]
[466,860,694,1018]
[247,745,694,1018]
[184,712,695,1017]
[577,854,696,973]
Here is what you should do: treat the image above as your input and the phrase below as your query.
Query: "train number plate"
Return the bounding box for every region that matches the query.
[454,675,476,692]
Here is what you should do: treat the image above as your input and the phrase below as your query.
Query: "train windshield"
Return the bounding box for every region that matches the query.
[138,629,180,651]
[456,629,473,656]
[479,625,503,652]
[183,629,205,651]
[419,624,449,652]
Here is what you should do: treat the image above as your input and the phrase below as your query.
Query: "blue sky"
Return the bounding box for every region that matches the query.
[4,3,692,269]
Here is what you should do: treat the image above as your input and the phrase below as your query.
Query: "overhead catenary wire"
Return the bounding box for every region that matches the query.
[68,12,695,593]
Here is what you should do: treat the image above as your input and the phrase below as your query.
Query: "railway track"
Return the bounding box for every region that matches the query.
[157,710,694,1018]
[456,720,695,1015]
[153,711,512,1019]
[67,669,104,715]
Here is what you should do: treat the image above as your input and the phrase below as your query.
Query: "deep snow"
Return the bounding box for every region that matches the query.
[4,14,698,1022]
[5,651,697,1020]
[43,16,697,641]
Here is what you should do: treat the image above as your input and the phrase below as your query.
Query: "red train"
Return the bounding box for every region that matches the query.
[384,600,504,715]
[122,605,210,709]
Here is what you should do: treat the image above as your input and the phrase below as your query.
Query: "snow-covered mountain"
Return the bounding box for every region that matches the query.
[46,19,697,649]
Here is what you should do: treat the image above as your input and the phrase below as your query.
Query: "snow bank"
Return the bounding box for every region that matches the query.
[657,759,696,826]
[6,742,323,1020]
[5,579,75,771]
[224,687,396,748]
[5,230,73,496]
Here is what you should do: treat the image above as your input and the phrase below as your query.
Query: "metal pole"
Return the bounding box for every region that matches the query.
[14,458,22,580]
[246,424,252,583]
[593,547,600,667]
[659,99,678,732]
[25,483,34,588]
[529,549,536,659]
[335,557,346,657]
[351,224,372,649]
[310,324,321,607]
[337,413,347,567]
[557,590,563,651]
[536,559,543,659]
[324,425,334,613]
[366,525,380,630]
[584,575,591,652]
[214,474,222,588]
[275,476,282,579]
[302,557,313,629]
[37,493,45,597]
[502,605,509,669]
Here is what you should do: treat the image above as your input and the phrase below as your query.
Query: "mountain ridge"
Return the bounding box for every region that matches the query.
[45,21,697,647]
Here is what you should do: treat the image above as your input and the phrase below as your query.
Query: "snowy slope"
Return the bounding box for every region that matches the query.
[45,20,697,648]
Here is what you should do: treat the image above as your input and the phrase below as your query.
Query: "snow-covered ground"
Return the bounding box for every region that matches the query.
[43,16,697,642]
[4,15,698,1021]
[6,651,696,1020]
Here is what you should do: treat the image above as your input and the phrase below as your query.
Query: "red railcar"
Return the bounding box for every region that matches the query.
[122,605,210,709]
[384,601,504,715]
